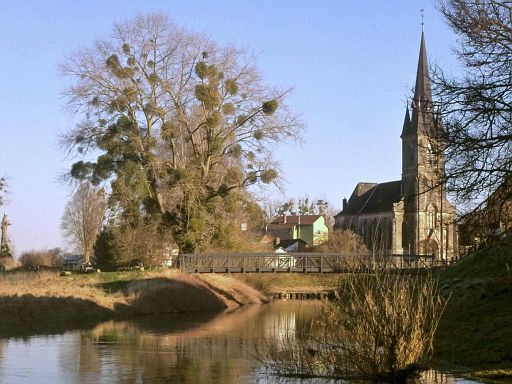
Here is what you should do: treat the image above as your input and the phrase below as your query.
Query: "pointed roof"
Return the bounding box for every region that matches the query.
[413,30,432,104]
[400,105,411,138]
[409,30,436,136]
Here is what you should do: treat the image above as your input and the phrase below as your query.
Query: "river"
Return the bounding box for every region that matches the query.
[0,301,484,383]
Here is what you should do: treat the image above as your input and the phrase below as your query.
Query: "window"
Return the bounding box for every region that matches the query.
[427,143,435,167]
[427,205,437,229]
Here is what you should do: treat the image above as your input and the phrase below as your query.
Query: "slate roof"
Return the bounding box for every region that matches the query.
[270,215,322,225]
[414,30,431,106]
[276,238,308,248]
[267,222,296,230]
[339,180,402,215]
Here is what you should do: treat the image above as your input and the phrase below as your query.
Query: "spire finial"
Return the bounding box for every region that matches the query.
[421,9,425,31]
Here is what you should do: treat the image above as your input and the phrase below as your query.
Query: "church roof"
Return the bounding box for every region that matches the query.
[339,181,402,215]
[410,30,439,137]
[400,106,412,138]
[414,30,432,106]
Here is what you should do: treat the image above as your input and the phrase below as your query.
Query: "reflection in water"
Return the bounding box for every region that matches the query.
[0,302,483,384]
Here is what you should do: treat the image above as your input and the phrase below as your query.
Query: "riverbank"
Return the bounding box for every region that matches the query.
[433,238,512,380]
[0,270,267,337]
[232,253,512,379]
[2,248,511,380]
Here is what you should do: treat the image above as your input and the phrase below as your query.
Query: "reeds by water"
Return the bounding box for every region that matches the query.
[257,270,447,383]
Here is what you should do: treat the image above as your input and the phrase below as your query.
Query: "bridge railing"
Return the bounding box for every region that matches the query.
[178,252,447,273]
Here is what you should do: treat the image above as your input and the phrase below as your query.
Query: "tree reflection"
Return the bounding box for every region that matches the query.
[63,302,318,383]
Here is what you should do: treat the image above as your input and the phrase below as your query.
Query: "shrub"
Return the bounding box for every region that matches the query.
[19,248,64,269]
[257,270,447,383]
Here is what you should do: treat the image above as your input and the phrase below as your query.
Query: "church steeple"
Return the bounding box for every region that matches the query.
[410,30,435,136]
[413,30,432,106]
[400,105,411,138]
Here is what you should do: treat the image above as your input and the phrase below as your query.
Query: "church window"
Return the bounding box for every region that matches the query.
[427,205,437,229]
[427,143,435,167]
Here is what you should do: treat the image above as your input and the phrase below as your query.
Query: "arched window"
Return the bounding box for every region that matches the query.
[427,142,435,167]
[427,204,437,229]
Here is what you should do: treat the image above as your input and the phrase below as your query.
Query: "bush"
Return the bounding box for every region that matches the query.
[257,270,447,383]
[19,248,64,269]
[315,230,368,254]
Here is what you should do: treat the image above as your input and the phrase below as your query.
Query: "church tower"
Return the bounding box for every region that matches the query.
[400,30,457,259]
[334,29,458,261]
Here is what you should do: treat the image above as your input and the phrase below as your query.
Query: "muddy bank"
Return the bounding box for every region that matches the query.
[0,271,267,338]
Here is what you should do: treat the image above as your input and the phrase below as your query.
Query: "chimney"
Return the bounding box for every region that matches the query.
[343,198,347,210]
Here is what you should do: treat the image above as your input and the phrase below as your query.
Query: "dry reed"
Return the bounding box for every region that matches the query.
[257,270,447,383]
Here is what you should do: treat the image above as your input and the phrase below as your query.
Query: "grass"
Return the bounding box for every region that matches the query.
[433,236,512,373]
[0,269,266,338]
[472,369,512,381]
[234,273,341,296]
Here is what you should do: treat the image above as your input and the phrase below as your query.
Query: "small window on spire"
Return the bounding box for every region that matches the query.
[427,143,435,167]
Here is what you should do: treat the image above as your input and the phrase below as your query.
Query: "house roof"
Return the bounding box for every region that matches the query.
[276,238,307,248]
[338,180,402,215]
[270,214,322,225]
[267,222,297,230]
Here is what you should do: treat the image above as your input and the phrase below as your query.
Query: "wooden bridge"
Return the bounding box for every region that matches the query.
[179,252,447,274]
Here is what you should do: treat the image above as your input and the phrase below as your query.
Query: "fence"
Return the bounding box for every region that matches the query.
[179,252,449,273]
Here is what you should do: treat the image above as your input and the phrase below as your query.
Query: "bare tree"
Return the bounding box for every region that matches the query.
[0,177,6,207]
[60,13,302,252]
[61,183,106,262]
[433,0,512,219]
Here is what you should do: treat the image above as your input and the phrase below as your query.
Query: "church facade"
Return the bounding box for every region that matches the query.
[334,31,458,260]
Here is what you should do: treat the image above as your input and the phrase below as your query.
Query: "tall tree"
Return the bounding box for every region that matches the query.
[0,177,6,207]
[434,0,512,218]
[0,214,13,260]
[61,183,106,262]
[61,13,302,253]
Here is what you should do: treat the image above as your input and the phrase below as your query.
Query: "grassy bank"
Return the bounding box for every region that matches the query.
[0,270,266,338]
[231,257,512,377]
[434,237,512,378]
[233,273,341,296]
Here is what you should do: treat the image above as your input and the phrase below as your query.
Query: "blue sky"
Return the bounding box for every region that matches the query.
[0,1,458,253]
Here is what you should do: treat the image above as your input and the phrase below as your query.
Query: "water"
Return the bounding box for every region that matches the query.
[0,302,484,384]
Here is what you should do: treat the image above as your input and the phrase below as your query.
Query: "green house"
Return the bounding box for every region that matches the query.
[267,214,329,247]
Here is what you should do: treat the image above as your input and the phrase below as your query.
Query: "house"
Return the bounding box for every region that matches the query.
[334,30,458,260]
[267,214,329,247]
[275,238,309,252]
[63,255,85,271]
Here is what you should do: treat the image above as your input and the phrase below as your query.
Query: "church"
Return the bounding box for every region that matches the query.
[334,31,458,260]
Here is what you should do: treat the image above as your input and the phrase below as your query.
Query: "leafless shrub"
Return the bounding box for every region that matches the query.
[19,248,65,269]
[315,229,368,254]
[257,271,447,383]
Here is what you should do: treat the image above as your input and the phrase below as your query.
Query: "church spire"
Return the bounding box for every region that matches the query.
[400,105,411,138]
[413,30,432,105]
